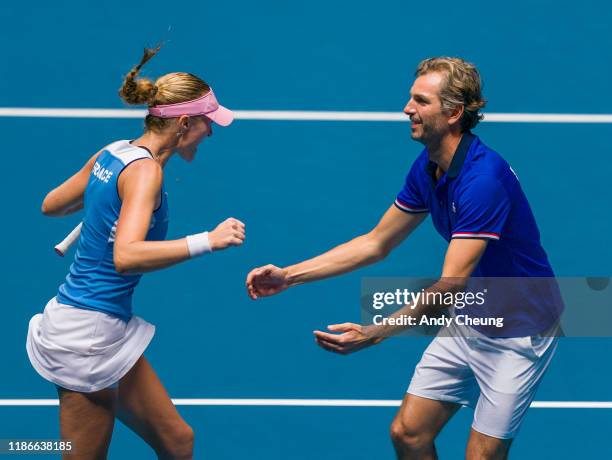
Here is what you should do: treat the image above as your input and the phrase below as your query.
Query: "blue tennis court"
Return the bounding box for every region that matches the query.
[1,0,611,458]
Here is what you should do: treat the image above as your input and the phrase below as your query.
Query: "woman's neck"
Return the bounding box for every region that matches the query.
[130,131,177,168]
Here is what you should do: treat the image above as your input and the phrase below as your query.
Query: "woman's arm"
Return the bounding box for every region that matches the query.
[113,159,244,274]
[41,150,103,216]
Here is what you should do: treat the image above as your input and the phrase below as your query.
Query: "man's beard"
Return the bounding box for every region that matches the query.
[412,119,445,145]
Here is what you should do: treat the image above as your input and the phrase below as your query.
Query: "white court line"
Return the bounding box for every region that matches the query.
[1,399,612,408]
[1,108,612,123]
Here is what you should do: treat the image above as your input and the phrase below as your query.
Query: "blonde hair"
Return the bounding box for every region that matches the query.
[415,57,486,131]
[119,47,210,132]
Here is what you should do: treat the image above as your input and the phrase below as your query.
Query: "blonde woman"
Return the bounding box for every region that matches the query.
[26,48,244,459]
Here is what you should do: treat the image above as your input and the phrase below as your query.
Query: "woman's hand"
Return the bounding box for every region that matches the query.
[208,218,246,251]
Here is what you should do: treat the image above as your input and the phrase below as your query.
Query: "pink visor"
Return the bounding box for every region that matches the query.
[148,88,234,126]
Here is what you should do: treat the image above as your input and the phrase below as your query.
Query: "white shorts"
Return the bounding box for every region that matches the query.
[26,297,155,393]
[407,318,558,439]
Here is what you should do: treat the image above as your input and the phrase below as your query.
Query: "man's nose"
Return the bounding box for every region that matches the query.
[404,100,415,115]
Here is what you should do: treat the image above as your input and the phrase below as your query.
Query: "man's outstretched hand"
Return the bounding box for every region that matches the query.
[313,323,381,355]
[246,264,289,299]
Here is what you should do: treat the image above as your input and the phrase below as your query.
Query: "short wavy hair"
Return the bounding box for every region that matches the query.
[416,57,486,131]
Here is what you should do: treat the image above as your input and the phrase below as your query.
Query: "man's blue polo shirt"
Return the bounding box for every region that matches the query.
[394,132,562,336]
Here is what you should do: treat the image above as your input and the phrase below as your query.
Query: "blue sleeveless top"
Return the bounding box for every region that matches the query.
[57,140,169,321]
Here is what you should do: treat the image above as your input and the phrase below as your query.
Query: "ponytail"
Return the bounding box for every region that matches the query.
[118,46,162,105]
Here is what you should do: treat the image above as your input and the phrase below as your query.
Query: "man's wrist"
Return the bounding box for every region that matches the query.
[284,266,299,287]
[363,325,386,345]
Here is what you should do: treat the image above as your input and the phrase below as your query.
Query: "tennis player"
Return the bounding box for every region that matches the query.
[26,48,245,459]
[246,57,561,459]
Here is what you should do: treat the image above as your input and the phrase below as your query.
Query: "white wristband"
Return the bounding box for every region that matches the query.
[186,232,212,258]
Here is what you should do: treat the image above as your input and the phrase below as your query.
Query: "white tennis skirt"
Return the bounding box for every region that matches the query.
[26,297,155,393]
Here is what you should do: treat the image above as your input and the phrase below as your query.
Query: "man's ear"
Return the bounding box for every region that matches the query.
[448,104,464,128]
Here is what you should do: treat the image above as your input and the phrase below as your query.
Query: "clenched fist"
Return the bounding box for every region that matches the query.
[209,218,245,251]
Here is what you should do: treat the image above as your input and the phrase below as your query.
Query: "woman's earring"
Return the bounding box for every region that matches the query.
[177,124,188,137]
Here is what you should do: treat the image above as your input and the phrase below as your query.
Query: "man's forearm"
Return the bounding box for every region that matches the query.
[285,233,386,287]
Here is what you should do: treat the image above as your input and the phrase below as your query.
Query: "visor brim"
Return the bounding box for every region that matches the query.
[207,104,234,127]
